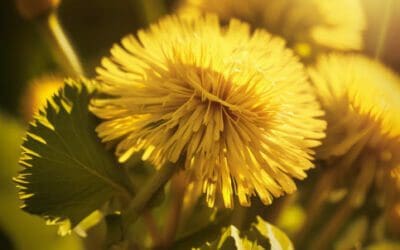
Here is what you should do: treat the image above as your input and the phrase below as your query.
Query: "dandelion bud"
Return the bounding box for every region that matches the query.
[16,0,61,20]
[20,75,64,120]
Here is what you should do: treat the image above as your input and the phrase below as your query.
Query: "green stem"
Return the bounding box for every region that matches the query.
[295,166,337,243]
[162,174,186,248]
[296,133,370,244]
[38,11,85,76]
[309,156,376,250]
[122,161,177,235]
[143,211,162,246]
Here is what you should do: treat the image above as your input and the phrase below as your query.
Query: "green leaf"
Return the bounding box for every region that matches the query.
[254,217,294,250]
[14,79,133,234]
[0,112,84,250]
[191,216,293,250]
[203,225,264,250]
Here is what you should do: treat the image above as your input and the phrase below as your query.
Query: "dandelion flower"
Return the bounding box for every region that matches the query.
[310,54,400,160]
[90,14,326,208]
[179,0,366,58]
[309,54,400,206]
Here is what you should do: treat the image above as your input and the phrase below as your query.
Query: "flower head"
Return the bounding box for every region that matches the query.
[179,0,366,58]
[309,54,400,160]
[90,14,326,207]
[309,54,400,209]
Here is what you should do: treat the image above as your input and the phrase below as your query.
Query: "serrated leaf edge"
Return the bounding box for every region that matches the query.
[14,78,131,235]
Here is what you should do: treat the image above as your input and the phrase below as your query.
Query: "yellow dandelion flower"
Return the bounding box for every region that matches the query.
[309,54,400,214]
[179,0,366,58]
[20,75,64,121]
[309,54,400,160]
[90,14,326,208]
[302,54,400,249]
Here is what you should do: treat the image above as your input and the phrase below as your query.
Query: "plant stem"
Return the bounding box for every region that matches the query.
[38,11,85,76]
[294,166,337,244]
[296,133,370,244]
[162,173,186,248]
[122,161,177,235]
[143,211,162,246]
[309,156,376,250]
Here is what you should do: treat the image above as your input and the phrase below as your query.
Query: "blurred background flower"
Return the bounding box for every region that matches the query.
[300,54,400,249]
[177,0,366,59]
